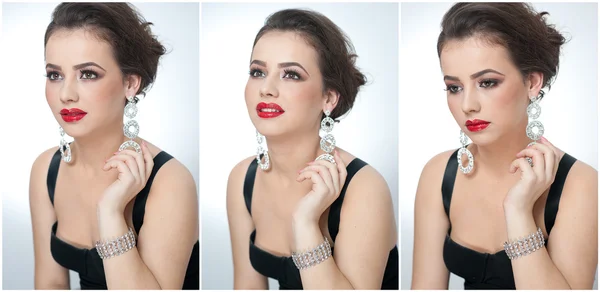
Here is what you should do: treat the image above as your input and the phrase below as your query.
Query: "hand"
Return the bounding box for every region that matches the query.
[504,137,562,212]
[99,141,154,214]
[294,150,347,224]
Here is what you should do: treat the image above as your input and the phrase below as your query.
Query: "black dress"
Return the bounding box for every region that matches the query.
[46,150,199,289]
[243,158,399,289]
[441,148,576,289]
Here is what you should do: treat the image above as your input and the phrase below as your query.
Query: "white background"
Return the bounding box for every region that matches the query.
[200,3,399,289]
[400,2,598,290]
[0,3,199,289]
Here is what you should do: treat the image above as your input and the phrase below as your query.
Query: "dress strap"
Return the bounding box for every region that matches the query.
[328,158,368,242]
[544,153,576,235]
[132,151,173,234]
[441,149,460,218]
[46,149,62,206]
[243,159,259,215]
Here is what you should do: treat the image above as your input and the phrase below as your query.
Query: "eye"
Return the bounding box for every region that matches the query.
[45,71,62,81]
[445,84,462,94]
[479,79,498,88]
[282,69,301,80]
[80,70,98,80]
[249,69,265,78]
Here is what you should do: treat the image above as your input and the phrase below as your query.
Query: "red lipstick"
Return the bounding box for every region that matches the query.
[465,119,490,132]
[60,108,87,122]
[256,102,284,118]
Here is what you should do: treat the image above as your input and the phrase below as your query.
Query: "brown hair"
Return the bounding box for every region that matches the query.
[253,9,367,120]
[44,3,166,97]
[437,3,566,92]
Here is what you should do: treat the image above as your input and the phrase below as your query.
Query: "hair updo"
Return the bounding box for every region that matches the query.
[253,9,367,120]
[44,3,166,97]
[437,3,566,93]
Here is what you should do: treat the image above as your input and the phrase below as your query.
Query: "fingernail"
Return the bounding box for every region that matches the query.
[142,141,147,146]
[541,136,547,142]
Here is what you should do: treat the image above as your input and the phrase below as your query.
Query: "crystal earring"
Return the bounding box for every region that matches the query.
[59,126,72,163]
[119,96,142,153]
[256,129,270,171]
[315,110,336,164]
[526,90,544,142]
[457,130,473,174]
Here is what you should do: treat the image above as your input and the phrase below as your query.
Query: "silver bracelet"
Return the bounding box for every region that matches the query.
[503,227,545,260]
[291,237,332,270]
[95,227,137,260]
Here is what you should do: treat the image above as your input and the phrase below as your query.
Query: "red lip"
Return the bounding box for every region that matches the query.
[256,102,285,118]
[465,119,490,132]
[60,108,87,122]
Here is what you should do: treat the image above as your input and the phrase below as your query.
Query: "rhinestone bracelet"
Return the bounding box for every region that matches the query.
[291,237,332,270]
[503,227,545,260]
[95,227,137,260]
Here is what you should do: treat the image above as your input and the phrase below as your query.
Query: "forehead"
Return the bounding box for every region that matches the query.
[45,28,115,66]
[251,30,319,67]
[440,37,514,76]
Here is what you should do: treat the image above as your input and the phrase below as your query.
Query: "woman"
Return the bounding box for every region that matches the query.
[29,3,199,289]
[411,2,597,290]
[226,8,399,290]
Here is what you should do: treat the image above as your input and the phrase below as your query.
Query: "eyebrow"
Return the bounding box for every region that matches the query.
[45,62,106,72]
[444,68,505,81]
[250,60,310,76]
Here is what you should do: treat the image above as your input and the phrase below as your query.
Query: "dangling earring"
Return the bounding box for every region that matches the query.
[526,90,544,142]
[315,110,336,164]
[256,129,270,171]
[59,126,72,163]
[119,96,142,153]
[457,130,473,174]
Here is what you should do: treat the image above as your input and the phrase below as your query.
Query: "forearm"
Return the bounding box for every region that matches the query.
[504,206,571,289]
[292,218,354,290]
[97,207,162,290]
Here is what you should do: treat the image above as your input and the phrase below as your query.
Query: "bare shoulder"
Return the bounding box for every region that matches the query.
[149,151,197,200]
[415,149,457,198]
[31,146,60,177]
[560,156,598,202]
[30,146,61,197]
[229,156,256,185]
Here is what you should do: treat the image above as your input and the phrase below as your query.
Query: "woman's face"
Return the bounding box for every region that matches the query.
[45,28,131,138]
[245,30,329,138]
[440,37,537,146]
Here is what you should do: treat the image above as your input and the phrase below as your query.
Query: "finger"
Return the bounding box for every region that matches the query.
[516,148,545,179]
[539,137,560,176]
[311,160,340,194]
[296,169,328,193]
[528,143,557,181]
[299,164,334,194]
[141,141,154,178]
[107,154,140,183]
[510,157,535,180]
[334,150,347,188]
[118,149,146,182]
[103,159,134,182]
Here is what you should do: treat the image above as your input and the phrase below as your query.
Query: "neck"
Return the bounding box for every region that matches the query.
[470,127,532,176]
[69,122,129,172]
[264,129,326,182]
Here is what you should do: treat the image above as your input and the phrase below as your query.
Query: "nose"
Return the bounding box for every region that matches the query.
[259,75,279,98]
[59,77,78,104]
[461,86,480,114]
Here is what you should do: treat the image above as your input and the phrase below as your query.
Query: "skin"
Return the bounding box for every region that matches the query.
[227,30,397,289]
[412,37,598,289]
[30,28,198,289]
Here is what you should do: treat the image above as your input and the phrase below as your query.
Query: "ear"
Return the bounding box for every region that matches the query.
[322,89,340,113]
[123,74,142,100]
[527,72,544,99]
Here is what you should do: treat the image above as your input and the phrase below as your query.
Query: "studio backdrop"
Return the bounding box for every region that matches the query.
[0,3,199,289]
[199,2,399,289]
[399,2,598,289]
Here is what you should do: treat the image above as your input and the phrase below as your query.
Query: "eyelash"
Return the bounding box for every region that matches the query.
[45,69,99,81]
[444,79,499,94]
[248,68,303,80]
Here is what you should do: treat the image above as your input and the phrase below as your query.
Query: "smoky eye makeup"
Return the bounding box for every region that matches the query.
[282,68,303,81]
[45,70,62,81]
[478,78,500,88]
[79,68,101,80]
[249,67,266,78]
